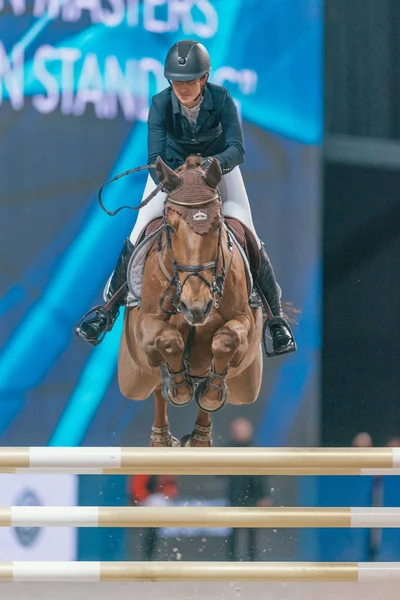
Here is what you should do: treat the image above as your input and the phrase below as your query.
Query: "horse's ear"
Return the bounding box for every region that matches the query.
[203,158,222,189]
[155,157,181,191]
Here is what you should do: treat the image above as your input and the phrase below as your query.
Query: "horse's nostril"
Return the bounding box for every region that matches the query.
[180,300,212,323]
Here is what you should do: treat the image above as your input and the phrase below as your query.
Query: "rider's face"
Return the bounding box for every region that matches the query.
[171,76,207,107]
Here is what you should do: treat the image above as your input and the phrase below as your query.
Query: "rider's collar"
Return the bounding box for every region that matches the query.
[171,83,213,114]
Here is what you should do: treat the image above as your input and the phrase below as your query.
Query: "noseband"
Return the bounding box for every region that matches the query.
[158,192,233,316]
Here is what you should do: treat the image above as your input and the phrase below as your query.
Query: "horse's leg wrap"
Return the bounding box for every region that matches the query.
[139,316,195,406]
[195,363,229,413]
[195,317,251,413]
[155,330,195,406]
[150,424,180,447]
[159,363,194,407]
[181,422,213,447]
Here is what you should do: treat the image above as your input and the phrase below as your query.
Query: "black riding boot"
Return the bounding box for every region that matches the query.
[256,243,296,356]
[76,238,134,346]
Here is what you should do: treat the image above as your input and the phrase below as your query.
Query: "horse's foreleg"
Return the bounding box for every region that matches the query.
[150,387,180,447]
[153,386,168,429]
[140,316,194,406]
[212,316,251,371]
[181,409,212,447]
[196,316,251,413]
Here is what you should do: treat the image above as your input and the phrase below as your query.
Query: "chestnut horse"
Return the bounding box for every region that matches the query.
[118,156,263,447]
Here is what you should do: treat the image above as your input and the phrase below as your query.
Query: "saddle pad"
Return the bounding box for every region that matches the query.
[125,223,164,307]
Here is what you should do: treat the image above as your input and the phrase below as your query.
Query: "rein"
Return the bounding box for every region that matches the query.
[98,163,184,217]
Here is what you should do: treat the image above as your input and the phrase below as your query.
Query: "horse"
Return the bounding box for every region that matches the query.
[118,155,263,447]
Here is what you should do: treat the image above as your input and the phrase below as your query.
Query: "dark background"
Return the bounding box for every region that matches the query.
[322,0,400,446]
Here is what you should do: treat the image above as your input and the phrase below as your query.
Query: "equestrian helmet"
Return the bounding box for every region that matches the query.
[164,40,211,81]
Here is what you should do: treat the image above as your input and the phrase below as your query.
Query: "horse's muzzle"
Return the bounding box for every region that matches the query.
[180,299,213,326]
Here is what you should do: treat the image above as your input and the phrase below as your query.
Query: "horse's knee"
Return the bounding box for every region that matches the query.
[212,327,241,360]
[154,329,184,357]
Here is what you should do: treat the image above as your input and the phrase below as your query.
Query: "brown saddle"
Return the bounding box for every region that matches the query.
[224,217,260,280]
[137,216,261,297]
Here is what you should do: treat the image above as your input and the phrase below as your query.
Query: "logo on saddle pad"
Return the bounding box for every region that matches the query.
[193,210,208,221]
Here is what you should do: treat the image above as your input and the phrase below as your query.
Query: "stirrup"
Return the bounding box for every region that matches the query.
[75,305,115,346]
[262,316,297,358]
[150,424,180,447]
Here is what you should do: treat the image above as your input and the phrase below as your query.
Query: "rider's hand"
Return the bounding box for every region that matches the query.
[201,156,220,169]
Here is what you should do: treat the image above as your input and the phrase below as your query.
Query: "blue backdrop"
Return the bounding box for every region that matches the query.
[0,0,322,448]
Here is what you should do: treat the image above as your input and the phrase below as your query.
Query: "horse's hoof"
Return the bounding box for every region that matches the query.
[180,434,192,447]
[194,379,229,413]
[160,363,194,407]
[165,387,194,407]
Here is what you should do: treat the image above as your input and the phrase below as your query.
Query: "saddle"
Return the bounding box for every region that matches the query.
[224,217,260,280]
[126,216,262,307]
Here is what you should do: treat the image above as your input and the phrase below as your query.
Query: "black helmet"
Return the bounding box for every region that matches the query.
[164,40,211,81]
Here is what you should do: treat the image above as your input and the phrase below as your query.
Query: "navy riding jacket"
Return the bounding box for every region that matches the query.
[147,82,245,183]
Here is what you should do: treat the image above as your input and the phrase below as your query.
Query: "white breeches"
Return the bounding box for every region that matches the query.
[129,166,261,248]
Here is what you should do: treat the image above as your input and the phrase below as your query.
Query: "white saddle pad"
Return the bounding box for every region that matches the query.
[125,225,163,307]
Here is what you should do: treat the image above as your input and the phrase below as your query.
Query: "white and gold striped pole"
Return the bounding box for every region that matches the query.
[0,506,400,528]
[0,562,400,582]
[0,447,400,475]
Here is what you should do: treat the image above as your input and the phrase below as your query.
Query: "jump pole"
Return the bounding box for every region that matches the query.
[0,447,399,475]
[1,506,400,528]
[1,562,400,582]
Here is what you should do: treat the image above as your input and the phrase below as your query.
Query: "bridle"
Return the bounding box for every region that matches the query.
[157,193,233,316]
[96,160,233,317]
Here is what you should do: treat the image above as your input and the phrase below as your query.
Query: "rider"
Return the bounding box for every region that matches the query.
[77,40,295,355]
